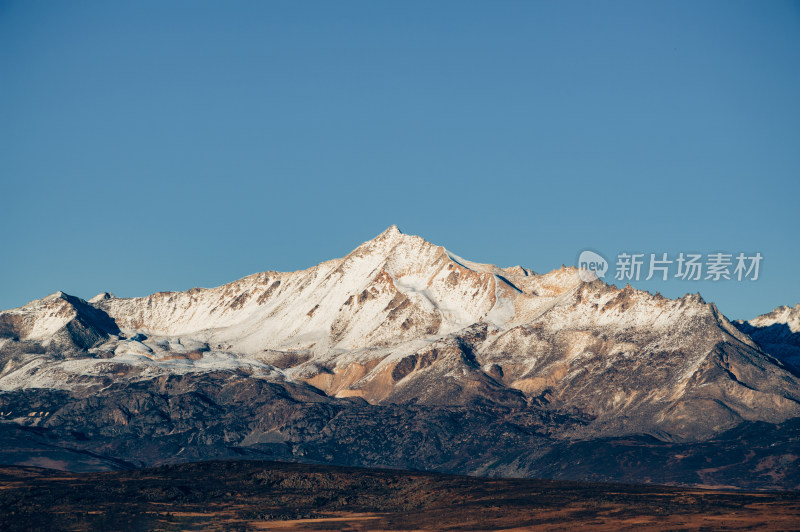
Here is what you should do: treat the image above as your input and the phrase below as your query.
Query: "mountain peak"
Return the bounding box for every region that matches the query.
[383,224,402,236]
[371,224,404,243]
[746,302,800,333]
[42,291,68,302]
[89,292,115,304]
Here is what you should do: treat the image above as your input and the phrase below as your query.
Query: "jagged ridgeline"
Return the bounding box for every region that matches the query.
[1,226,799,489]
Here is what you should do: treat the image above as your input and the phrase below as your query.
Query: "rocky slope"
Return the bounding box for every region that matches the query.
[1,226,799,488]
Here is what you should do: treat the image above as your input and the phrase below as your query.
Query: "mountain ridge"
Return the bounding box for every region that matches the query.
[735,303,800,373]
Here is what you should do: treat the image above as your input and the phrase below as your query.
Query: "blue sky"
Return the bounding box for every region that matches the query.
[1,1,798,319]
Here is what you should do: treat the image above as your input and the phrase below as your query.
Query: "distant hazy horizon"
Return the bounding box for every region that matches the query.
[2,1,798,320]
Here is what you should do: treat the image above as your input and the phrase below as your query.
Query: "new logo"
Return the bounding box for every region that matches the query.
[577,250,608,282]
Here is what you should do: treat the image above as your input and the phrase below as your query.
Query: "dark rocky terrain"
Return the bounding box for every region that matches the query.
[2,460,800,531]
[1,372,799,491]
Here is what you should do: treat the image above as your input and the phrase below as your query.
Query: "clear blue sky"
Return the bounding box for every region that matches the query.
[1,1,798,319]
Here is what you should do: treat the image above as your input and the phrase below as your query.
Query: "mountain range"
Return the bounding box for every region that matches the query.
[1,226,798,489]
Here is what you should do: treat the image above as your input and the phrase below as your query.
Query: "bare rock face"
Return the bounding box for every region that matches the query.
[1,226,799,488]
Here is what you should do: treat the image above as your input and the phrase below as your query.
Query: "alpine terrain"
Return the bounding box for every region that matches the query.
[1,226,799,489]
[735,304,800,373]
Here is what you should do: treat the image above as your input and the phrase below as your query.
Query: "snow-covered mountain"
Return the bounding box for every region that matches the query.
[735,304,800,372]
[1,226,800,487]
[2,226,798,440]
